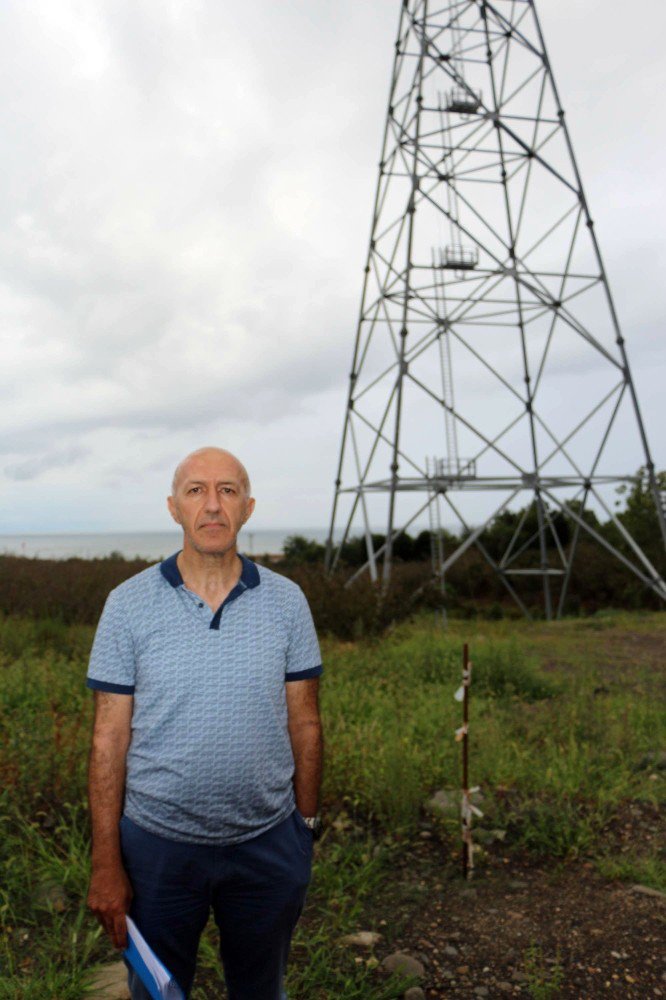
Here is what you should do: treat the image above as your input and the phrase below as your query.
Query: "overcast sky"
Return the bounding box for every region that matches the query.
[0,0,664,534]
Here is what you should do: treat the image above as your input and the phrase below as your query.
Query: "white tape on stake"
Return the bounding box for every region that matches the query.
[454,664,473,702]
[461,787,484,821]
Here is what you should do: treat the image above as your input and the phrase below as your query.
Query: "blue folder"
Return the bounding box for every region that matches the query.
[123,915,185,1000]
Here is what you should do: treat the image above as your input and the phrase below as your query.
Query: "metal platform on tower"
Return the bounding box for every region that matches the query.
[325,0,666,618]
[441,245,478,271]
[445,86,481,115]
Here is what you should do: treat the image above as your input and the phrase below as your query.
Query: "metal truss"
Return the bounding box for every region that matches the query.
[326,0,666,617]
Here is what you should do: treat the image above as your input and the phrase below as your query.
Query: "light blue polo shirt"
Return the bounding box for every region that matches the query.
[86,553,322,845]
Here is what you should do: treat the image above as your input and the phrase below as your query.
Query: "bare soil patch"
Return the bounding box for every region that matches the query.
[368,837,665,998]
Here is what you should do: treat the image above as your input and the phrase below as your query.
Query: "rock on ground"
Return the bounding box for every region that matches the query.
[34,881,68,912]
[629,883,666,902]
[382,951,425,980]
[404,988,426,1000]
[86,962,130,1000]
[426,789,458,818]
[339,930,382,948]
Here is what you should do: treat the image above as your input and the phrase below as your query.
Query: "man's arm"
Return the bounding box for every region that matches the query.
[87,691,133,950]
[286,678,323,817]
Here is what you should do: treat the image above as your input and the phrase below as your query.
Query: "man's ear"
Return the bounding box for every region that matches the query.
[242,497,256,525]
[167,495,181,525]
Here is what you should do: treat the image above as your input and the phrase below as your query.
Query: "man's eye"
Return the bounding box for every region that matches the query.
[189,487,202,494]
[220,487,234,495]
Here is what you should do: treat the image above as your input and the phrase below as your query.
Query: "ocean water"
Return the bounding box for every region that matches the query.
[0,528,333,561]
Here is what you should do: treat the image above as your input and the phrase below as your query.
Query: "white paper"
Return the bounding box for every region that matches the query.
[125,915,184,1000]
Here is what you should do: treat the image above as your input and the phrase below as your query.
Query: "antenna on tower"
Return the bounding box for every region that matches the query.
[325,0,666,618]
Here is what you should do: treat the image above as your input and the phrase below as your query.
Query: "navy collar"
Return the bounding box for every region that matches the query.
[160,551,260,630]
[160,552,261,592]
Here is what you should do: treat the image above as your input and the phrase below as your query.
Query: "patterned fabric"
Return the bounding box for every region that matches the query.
[87,554,322,845]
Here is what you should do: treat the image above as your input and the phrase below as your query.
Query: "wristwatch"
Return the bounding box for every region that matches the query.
[302,815,323,840]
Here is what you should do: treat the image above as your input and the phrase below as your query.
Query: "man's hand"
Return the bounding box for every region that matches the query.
[87,863,133,950]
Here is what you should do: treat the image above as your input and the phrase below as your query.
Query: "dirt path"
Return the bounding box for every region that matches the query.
[370,837,665,998]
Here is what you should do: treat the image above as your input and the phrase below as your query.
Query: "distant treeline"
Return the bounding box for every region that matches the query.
[0,469,663,638]
[286,468,665,574]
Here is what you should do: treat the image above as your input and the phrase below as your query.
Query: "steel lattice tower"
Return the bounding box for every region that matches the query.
[326,0,666,617]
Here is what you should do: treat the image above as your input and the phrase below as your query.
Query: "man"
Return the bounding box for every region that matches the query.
[86,447,323,1000]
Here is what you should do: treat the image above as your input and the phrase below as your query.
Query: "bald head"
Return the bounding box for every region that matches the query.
[167,447,255,556]
[171,447,252,497]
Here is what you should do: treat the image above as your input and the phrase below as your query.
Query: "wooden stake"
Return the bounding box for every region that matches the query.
[462,642,470,878]
[454,643,481,879]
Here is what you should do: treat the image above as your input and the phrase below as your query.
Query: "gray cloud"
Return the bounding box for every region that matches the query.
[5,445,90,482]
[0,0,663,531]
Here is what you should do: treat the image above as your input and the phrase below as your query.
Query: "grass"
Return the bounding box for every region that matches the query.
[320,614,664,859]
[594,851,666,888]
[523,942,565,999]
[0,804,101,999]
[0,608,664,997]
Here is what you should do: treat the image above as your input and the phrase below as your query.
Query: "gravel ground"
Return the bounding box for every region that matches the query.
[368,828,665,999]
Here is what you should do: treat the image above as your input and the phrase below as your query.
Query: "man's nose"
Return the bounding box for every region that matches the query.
[204,489,221,512]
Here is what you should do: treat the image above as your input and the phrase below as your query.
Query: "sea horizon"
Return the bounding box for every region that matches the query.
[0,528,335,561]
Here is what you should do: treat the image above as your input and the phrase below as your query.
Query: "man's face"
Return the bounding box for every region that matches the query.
[167,451,255,556]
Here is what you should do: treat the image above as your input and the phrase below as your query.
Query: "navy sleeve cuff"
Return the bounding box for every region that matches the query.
[87,678,136,695]
[285,664,323,682]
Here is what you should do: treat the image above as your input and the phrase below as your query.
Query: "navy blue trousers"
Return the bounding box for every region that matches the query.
[119,810,313,1000]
